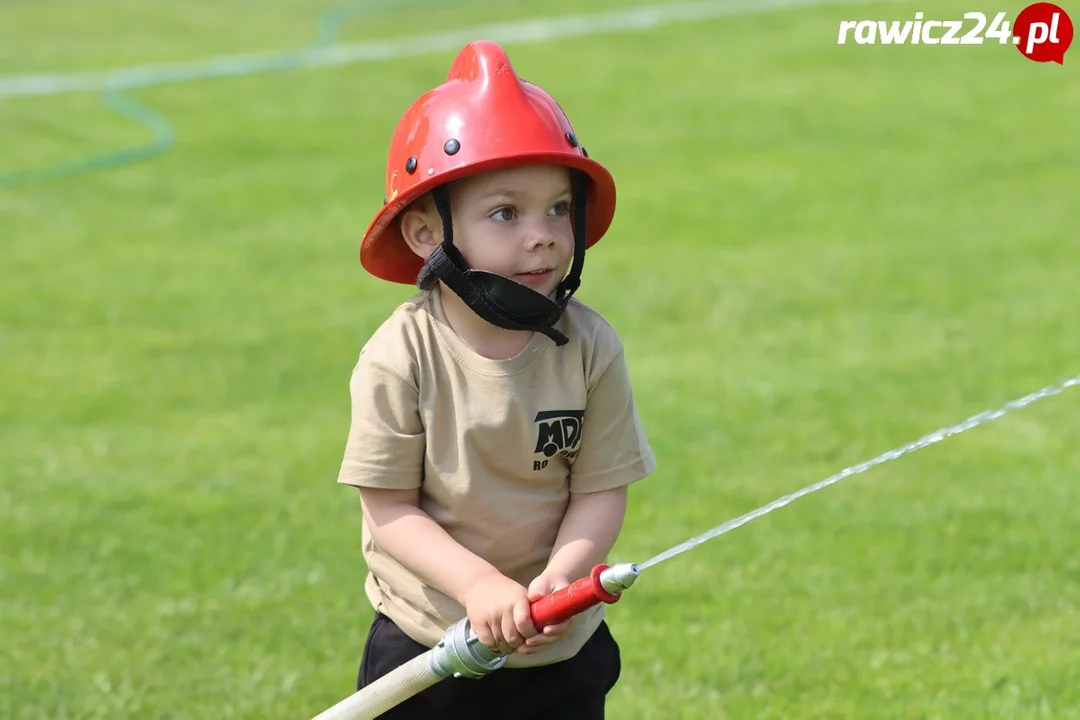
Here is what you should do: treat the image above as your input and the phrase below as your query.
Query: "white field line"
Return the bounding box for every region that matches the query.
[0,0,900,99]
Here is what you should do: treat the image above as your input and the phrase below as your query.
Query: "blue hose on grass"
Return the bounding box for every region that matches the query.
[0,0,472,189]
[0,89,176,188]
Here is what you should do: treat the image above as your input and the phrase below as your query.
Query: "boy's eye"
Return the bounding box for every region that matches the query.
[550,201,571,216]
[490,207,516,222]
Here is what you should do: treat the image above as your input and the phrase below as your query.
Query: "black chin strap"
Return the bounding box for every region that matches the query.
[416,171,589,347]
[556,170,588,305]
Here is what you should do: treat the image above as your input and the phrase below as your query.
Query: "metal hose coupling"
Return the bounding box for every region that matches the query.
[429,617,507,680]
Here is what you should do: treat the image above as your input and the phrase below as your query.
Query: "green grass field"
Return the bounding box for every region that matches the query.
[2,0,1078,717]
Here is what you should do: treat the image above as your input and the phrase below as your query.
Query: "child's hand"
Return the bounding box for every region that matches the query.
[461,573,535,655]
[516,571,574,655]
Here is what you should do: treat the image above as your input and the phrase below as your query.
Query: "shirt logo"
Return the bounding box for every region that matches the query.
[532,410,584,470]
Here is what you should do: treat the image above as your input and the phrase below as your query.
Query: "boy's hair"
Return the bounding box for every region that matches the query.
[357,41,619,346]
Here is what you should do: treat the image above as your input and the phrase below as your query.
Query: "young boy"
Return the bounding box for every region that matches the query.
[336,40,656,718]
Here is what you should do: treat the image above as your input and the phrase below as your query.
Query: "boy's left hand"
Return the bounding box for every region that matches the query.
[517,572,574,655]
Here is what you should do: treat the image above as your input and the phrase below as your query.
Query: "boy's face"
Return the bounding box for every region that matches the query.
[403,164,575,297]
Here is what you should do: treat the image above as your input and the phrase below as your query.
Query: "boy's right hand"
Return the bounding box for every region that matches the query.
[461,573,537,655]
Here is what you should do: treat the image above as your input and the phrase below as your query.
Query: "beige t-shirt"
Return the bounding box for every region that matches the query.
[337,288,656,668]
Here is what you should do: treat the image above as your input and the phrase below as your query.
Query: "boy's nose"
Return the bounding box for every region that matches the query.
[524,223,556,250]
[525,234,556,252]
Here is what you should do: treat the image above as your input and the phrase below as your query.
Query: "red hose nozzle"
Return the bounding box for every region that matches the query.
[528,562,640,629]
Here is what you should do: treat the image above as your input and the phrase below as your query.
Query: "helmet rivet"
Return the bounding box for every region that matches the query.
[581,147,589,158]
[405,156,418,174]
[383,197,388,205]
[565,132,578,148]
[444,138,461,155]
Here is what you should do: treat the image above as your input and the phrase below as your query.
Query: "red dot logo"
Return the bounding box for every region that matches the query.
[1013,2,1074,64]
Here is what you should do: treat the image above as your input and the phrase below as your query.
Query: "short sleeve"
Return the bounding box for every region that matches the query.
[336,352,426,490]
[569,349,657,494]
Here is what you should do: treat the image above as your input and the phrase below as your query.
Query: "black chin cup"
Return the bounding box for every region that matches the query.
[417,174,589,347]
[420,243,571,345]
[466,269,564,327]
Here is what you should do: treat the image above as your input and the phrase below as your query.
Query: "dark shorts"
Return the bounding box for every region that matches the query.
[357,612,622,719]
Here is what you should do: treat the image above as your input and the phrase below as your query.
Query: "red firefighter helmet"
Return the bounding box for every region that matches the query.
[359,40,617,285]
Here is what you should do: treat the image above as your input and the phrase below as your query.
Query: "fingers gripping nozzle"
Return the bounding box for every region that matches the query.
[429,562,641,681]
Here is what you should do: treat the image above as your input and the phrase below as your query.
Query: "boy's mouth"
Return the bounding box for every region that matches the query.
[514,268,554,284]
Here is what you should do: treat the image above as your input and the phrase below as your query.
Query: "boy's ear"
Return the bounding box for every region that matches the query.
[399,195,441,261]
